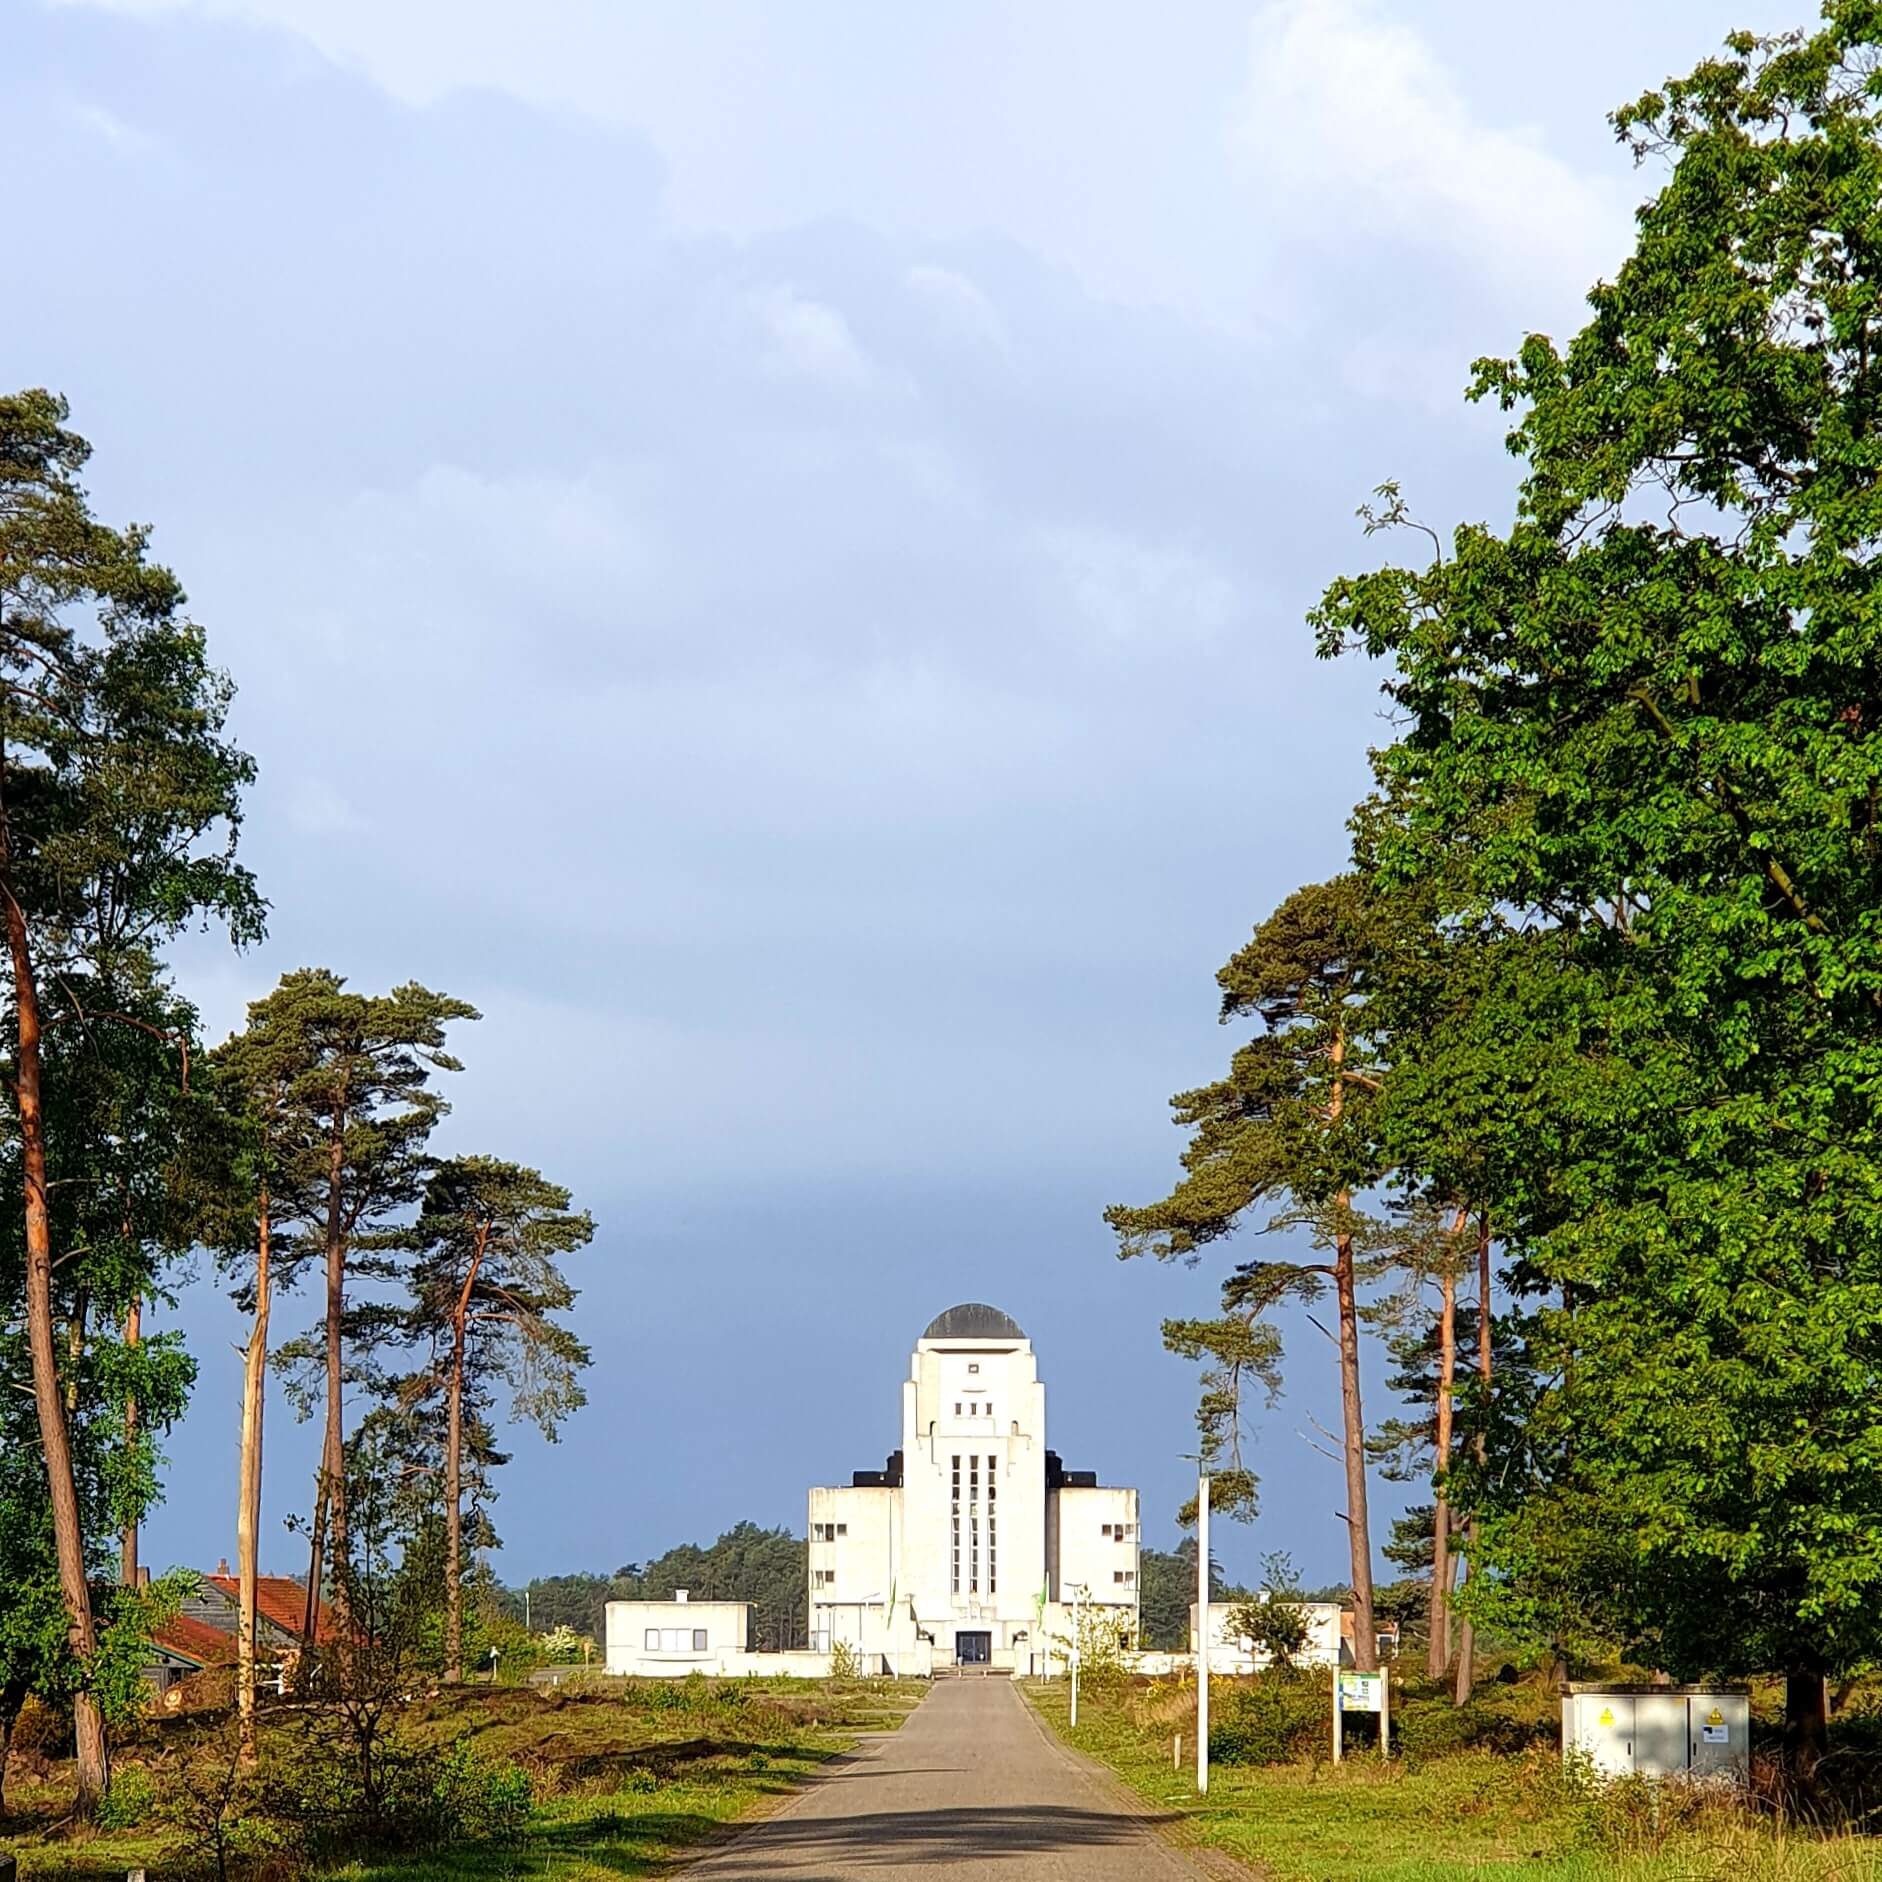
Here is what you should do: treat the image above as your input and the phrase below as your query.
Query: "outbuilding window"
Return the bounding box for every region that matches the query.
[643,1627,711,1651]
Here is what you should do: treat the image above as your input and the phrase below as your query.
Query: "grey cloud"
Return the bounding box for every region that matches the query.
[8,0,1681,1583]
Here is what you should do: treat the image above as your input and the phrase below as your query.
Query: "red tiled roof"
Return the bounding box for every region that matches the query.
[205,1574,341,1644]
[150,1613,238,1669]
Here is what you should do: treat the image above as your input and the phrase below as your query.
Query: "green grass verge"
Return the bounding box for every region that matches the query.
[1020,1680,1882,1882]
[0,1676,924,1881]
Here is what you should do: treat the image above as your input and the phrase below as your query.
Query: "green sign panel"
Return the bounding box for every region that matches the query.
[1337,1670,1384,1713]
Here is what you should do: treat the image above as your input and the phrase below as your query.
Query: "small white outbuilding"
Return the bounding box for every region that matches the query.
[604,1592,748,1676]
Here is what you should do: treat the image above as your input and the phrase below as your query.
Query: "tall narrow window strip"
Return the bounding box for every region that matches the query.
[950,1453,962,1596]
[987,1454,998,1594]
[969,1453,981,1593]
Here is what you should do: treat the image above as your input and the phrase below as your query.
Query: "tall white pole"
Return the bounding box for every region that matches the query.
[1197,1472,1210,1795]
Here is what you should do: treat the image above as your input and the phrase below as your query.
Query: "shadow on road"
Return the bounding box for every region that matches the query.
[699,1801,1185,1869]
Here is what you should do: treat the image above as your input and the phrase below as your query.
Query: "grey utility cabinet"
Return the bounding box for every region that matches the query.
[1561,1684,1749,1782]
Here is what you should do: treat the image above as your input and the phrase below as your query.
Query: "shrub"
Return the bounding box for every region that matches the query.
[430,1740,535,1843]
[267,1728,534,1858]
[11,1694,63,1754]
[1221,1596,1312,1669]
[1207,1673,1327,1766]
[829,1640,860,1680]
[539,1624,586,1665]
[97,1763,157,1829]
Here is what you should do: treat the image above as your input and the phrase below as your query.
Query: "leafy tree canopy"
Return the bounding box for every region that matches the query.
[1314,4,1882,1686]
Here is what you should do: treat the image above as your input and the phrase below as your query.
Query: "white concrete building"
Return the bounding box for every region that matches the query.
[1183,1600,1401,1673]
[807,1303,1139,1674]
[1190,1599,1345,1672]
[602,1591,842,1679]
[603,1592,745,1673]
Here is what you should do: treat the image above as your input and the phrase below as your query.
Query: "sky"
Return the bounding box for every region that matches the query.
[3,0,1799,1591]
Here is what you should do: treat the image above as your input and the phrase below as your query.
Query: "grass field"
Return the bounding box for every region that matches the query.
[1022,1678,1882,1882]
[0,1676,923,1881]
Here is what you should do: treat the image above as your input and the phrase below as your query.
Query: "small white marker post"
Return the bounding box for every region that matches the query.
[1380,1663,1390,1761]
[1070,1584,1083,1728]
[1197,1471,1210,1796]
[1332,1661,1343,1764]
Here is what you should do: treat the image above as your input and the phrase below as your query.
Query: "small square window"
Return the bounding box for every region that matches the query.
[954,1402,962,1415]
[967,1363,979,1374]
[692,1629,708,1651]
[644,1628,659,1650]
[836,1523,847,1537]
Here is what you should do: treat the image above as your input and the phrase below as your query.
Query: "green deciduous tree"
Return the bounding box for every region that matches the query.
[0,388,260,1809]
[1313,4,1882,1768]
[403,1156,593,1682]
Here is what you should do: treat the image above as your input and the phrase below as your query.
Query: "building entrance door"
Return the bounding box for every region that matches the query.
[956,1631,992,1666]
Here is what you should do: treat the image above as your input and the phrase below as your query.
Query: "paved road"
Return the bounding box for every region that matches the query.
[685,1677,1216,1880]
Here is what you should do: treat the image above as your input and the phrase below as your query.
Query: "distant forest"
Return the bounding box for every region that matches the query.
[502,1528,1358,1652]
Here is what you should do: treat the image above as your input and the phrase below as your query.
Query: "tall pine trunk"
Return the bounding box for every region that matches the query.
[121,1295,141,1586]
[445,1312,466,1684]
[1454,1218,1493,1706]
[1327,1030,1377,1672]
[2,758,109,1811]
[1427,1258,1457,1681]
[237,1181,271,1759]
[444,1222,491,1685]
[1335,1217,1377,1673]
[304,1114,348,1650]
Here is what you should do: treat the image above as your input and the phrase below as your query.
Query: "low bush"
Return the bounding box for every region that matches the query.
[1391,1693,1553,1763]
[1207,1672,1327,1766]
[265,1722,534,1859]
[430,1738,535,1842]
[97,1762,157,1828]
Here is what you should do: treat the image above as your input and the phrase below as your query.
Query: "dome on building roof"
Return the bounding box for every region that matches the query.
[921,1302,1025,1342]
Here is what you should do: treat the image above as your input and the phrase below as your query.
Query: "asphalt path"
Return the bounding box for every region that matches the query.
[684,1677,1219,1879]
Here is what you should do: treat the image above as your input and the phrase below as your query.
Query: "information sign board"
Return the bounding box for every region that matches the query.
[1332,1665,1390,1761]
[1338,1671,1384,1713]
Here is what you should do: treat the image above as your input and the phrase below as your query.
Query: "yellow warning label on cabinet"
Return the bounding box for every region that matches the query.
[1598,1708,1615,1727]
[1708,1708,1724,1726]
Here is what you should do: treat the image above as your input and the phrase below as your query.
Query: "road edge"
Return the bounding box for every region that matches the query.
[1010,1680,1269,1882]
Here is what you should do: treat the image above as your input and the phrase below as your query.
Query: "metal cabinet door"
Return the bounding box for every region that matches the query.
[1688,1695,1749,1781]
[1633,1693,1689,1777]
[1568,1693,1635,1777]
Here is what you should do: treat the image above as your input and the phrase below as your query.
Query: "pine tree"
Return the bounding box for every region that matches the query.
[242,972,476,1650]
[403,1157,592,1682]
[202,1003,326,1755]
[1108,877,1411,1671]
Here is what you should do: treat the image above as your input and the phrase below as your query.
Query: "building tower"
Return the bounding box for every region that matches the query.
[807,1302,1139,1673]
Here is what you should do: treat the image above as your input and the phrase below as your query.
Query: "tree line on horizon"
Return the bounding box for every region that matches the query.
[0,391,598,1813]
[1113,10,1882,1779]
